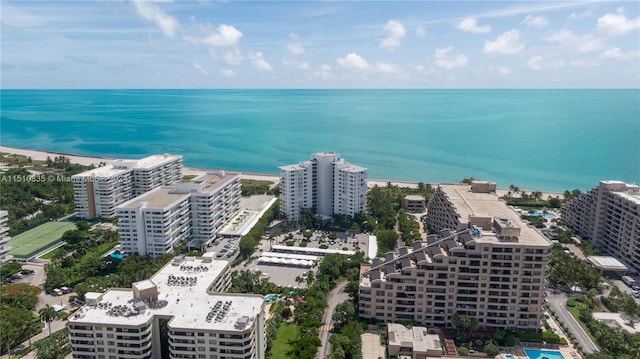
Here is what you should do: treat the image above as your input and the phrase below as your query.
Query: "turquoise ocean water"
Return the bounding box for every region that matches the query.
[1,89,638,192]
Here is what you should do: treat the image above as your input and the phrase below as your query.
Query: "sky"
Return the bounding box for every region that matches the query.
[1,0,639,88]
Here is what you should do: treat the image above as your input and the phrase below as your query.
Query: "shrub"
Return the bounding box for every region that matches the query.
[457,346,470,355]
[504,335,517,347]
[285,241,294,246]
[483,343,500,357]
[342,247,349,251]
[319,244,329,249]
[299,242,307,247]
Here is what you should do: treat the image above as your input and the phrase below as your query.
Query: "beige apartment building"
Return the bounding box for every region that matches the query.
[279,152,367,221]
[0,210,12,265]
[117,172,241,257]
[72,154,183,219]
[68,255,265,359]
[387,323,441,359]
[359,181,552,331]
[562,180,640,273]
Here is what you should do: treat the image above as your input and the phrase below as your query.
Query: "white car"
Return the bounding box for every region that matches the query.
[632,290,639,298]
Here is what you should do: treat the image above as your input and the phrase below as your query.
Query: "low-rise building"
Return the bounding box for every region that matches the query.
[68,255,265,359]
[387,323,442,359]
[404,195,426,213]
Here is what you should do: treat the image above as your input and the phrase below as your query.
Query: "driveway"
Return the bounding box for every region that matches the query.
[546,291,599,353]
[317,280,349,359]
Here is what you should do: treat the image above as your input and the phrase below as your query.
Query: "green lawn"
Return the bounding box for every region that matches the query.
[269,323,298,358]
[9,222,76,259]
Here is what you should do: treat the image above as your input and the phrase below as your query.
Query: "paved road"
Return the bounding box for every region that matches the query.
[317,280,349,359]
[2,319,68,359]
[546,291,599,353]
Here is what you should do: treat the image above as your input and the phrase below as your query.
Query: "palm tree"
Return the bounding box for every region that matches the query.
[38,305,57,337]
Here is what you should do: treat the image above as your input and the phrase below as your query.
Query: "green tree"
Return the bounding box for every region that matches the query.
[39,304,58,336]
[483,343,500,357]
[332,301,355,331]
[34,336,65,359]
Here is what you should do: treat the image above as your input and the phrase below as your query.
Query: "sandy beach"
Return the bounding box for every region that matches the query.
[0,145,562,198]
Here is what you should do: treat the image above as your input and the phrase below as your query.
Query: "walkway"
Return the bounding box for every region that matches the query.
[546,291,599,353]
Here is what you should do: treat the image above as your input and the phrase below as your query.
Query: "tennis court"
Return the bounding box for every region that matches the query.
[9,222,76,259]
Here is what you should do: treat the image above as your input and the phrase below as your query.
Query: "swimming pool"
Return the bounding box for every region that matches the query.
[525,349,566,359]
[110,253,124,259]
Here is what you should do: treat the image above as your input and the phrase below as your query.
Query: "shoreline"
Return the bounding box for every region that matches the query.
[0,145,562,199]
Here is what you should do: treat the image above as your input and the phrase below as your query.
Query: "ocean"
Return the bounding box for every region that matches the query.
[1,89,638,192]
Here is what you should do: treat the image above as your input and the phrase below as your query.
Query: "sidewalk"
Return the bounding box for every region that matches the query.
[544,309,584,359]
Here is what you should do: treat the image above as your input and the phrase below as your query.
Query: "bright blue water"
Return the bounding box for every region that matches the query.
[525,349,566,359]
[527,212,556,218]
[1,89,638,192]
[110,253,124,259]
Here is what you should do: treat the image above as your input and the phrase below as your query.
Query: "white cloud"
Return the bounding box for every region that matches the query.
[484,30,525,55]
[546,30,604,53]
[287,43,305,55]
[375,62,399,74]
[596,12,640,37]
[220,69,234,78]
[434,47,468,69]
[223,48,243,66]
[522,15,549,28]
[133,0,180,38]
[570,59,599,67]
[283,60,310,70]
[192,62,208,75]
[600,47,640,60]
[289,32,299,40]
[490,66,512,75]
[456,17,490,33]
[380,20,406,49]
[201,24,243,47]
[569,8,593,19]
[247,51,273,72]
[313,64,332,79]
[415,25,426,37]
[414,65,425,73]
[336,53,370,70]
[527,56,564,70]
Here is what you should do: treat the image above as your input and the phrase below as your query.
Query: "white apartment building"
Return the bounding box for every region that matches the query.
[68,255,265,359]
[117,173,241,257]
[117,187,192,257]
[176,172,241,245]
[72,154,183,220]
[0,210,12,265]
[72,165,133,220]
[279,152,367,221]
[359,181,552,331]
[562,180,640,273]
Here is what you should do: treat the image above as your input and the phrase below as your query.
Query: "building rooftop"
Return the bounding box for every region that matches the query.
[134,154,182,170]
[388,323,441,353]
[405,195,425,201]
[70,257,263,332]
[196,172,240,193]
[279,163,310,172]
[72,164,132,179]
[586,256,629,272]
[338,164,367,173]
[437,183,551,246]
[118,186,189,209]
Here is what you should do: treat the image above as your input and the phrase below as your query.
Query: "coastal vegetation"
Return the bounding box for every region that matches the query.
[0,282,43,355]
[42,222,172,297]
[241,179,279,196]
[237,200,280,260]
[0,153,93,232]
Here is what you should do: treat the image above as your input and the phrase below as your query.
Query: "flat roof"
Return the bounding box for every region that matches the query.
[72,164,131,179]
[405,195,425,201]
[339,164,367,173]
[70,257,263,332]
[388,323,440,352]
[135,154,182,169]
[437,183,551,247]
[118,186,189,209]
[279,163,310,171]
[196,172,240,193]
[587,256,629,271]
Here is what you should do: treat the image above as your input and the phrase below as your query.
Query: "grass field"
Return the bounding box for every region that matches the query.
[9,222,76,259]
[269,323,297,358]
